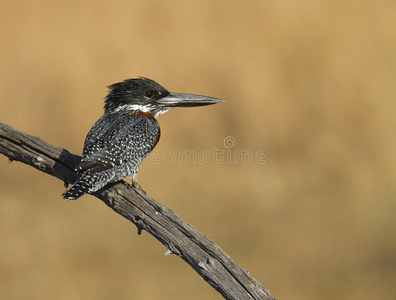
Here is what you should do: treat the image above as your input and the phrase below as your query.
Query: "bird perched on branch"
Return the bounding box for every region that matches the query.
[62,77,222,200]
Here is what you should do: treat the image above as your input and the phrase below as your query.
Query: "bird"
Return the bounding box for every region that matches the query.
[62,77,222,200]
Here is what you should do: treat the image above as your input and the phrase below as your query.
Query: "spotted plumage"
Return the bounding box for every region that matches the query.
[62,77,222,200]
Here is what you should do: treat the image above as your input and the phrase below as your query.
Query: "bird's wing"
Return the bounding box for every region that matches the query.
[75,114,159,173]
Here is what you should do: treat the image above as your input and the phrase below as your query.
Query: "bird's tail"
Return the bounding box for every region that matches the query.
[62,177,91,200]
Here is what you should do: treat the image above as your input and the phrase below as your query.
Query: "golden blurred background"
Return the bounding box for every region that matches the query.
[0,0,395,299]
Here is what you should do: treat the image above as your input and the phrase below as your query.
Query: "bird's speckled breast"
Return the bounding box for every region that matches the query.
[130,111,160,150]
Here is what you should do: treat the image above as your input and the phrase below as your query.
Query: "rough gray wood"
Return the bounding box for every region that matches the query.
[0,122,275,300]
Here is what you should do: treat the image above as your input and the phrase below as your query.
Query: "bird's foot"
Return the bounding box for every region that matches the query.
[131,179,147,195]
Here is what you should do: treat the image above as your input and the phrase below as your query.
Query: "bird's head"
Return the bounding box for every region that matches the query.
[104,77,223,117]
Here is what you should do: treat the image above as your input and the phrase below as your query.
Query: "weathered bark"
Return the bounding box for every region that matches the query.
[0,122,275,300]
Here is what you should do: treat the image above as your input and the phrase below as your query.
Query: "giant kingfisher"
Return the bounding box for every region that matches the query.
[62,77,222,200]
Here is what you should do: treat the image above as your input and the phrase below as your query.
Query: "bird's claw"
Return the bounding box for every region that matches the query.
[132,180,147,195]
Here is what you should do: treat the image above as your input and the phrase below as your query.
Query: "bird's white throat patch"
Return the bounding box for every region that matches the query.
[113,104,154,113]
[112,103,174,118]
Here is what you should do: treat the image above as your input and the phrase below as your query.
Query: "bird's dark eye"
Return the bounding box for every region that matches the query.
[145,90,157,98]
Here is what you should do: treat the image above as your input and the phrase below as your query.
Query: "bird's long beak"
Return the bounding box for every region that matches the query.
[157,92,223,107]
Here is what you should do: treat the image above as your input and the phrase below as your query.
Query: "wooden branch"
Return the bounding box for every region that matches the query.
[0,122,275,300]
